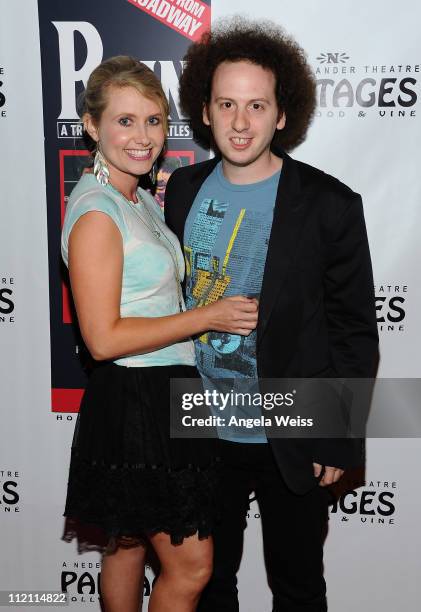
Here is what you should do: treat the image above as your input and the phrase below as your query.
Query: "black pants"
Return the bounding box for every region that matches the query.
[198,440,328,612]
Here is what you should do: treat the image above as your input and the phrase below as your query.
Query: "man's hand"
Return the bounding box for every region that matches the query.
[313,463,344,487]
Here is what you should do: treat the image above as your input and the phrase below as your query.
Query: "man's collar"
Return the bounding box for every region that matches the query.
[190,145,291,183]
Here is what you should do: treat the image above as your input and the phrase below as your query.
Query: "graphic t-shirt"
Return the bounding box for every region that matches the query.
[184,162,281,442]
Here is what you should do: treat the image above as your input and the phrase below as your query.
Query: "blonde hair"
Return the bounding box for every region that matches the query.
[82,55,169,151]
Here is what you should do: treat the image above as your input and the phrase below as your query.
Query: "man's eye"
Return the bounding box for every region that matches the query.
[251,103,263,110]
[119,117,131,127]
[222,102,232,109]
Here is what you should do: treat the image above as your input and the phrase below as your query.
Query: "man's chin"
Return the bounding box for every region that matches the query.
[222,153,258,168]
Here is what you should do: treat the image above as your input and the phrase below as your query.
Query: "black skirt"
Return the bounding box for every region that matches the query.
[63,362,219,546]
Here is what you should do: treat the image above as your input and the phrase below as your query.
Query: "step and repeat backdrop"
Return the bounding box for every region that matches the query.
[1,0,420,610]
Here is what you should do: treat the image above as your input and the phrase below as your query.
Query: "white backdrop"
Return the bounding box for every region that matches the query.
[1,0,420,610]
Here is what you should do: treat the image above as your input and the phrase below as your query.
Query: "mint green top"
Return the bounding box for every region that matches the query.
[61,174,195,367]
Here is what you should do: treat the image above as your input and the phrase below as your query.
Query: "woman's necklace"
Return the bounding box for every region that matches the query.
[107,182,184,312]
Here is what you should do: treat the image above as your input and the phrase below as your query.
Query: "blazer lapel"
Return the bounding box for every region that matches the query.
[257,151,305,348]
[174,158,219,249]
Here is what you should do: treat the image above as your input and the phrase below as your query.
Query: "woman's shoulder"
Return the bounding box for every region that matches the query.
[63,175,128,242]
[61,175,126,266]
[65,174,129,232]
[68,174,120,213]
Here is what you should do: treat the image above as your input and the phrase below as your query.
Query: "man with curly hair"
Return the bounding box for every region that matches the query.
[165,18,378,612]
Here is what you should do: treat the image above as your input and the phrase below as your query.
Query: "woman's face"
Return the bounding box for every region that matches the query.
[86,85,165,184]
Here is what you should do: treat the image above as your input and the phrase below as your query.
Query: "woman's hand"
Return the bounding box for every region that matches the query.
[202,296,259,336]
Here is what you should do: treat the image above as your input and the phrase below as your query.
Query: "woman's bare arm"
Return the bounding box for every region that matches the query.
[68,211,258,361]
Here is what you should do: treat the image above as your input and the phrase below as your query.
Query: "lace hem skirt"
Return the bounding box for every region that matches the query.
[63,362,219,547]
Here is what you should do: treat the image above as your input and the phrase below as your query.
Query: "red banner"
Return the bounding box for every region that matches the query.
[127,0,210,41]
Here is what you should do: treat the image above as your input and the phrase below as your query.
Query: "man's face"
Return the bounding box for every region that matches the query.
[203,61,285,174]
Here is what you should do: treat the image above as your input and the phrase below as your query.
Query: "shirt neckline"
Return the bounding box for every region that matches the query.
[215,161,282,192]
[81,172,153,207]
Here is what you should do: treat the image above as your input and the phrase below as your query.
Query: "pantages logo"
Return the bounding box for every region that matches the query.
[249,481,397,526]
[0,276,15,324]
[313,51,418,119]
[61,561,101,605]
[375,283,407,333]
[0,469,20,514]
[329,477,397,526]
[52,22,191,140]
[61,560,156,603]
[0,65,6,118]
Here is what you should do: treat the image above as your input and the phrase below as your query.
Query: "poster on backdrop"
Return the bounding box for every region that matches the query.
[37,0,211,414]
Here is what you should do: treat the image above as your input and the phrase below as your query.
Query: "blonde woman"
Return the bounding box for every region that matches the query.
[61,56,258,612]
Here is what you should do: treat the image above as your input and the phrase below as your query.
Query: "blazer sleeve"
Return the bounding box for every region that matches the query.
[313,193,379,469]
[323,193,379,378]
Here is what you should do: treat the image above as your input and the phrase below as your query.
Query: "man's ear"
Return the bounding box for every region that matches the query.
[202,103,211,126]
[276,112,286,131]
[83,113,99,143]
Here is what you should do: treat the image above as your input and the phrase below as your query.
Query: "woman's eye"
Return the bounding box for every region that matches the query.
[148,116,160,125]
[118,117,131,127]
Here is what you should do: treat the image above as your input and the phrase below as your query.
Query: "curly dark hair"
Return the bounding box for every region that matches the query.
[179,17,316,152]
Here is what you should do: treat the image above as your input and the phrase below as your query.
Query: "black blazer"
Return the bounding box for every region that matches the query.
[165,148,379,494]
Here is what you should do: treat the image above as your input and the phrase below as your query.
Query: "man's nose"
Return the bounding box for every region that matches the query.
[232,107,250,132]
